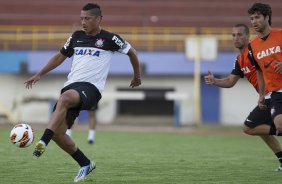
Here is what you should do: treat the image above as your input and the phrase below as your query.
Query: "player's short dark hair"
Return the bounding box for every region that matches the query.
[248,3,272,25]
[82,3,102,17]
[234,24,249,35]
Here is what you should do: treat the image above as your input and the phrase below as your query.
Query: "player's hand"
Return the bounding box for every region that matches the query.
[274,61,282,73]
[24,74,41,89]
[258,95,266,110]
[204,70,215,85]
[130,77,141,88]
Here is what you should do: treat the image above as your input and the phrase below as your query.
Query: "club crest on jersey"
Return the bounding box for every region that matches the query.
[75,49,100,57]
[95,38,104,48]
[257,46,281,59]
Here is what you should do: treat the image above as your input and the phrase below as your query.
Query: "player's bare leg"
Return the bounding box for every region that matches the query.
[243,124,282,154]
[260,135,282,171]
[50,112,96,182]
[47,90,80,132]
[243,124,282,171]
[88,111,97,144]
[260,135,282,153]
[274,115,282,133]
[272,114,282,171]
[243,124,273,135]
[52,120,76,154]
[33,89,80,157]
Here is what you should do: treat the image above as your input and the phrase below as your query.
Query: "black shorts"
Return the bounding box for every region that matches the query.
[244,99,274,128]
[270,92,282,119]
[89,104,99,111]
[53,82,101,128]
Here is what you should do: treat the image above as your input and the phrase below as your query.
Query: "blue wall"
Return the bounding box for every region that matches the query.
[0,51,28,73]
[201,76,220,123]
[0,51,238,123]
[0,51,237,75]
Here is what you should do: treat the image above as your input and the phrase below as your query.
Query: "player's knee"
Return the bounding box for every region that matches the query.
[242,125,255,135]
[58,93,76,109]
[275,124,282,133]
[274,116,282,133]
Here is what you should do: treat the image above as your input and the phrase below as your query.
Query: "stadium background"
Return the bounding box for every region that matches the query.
[0,0,282,127]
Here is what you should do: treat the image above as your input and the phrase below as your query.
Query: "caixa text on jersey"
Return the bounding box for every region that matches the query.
[75,49,100,57]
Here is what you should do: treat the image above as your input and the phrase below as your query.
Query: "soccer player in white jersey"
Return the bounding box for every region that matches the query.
[24,3,141,182]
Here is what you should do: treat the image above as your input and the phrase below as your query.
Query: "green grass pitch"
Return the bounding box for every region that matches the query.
[1,127,282,184]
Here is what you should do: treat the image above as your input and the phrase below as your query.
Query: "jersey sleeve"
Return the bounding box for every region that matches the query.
[60,31,78,58]
[111,33,131,54]
[247,43,261,70]
[231,58,244,78]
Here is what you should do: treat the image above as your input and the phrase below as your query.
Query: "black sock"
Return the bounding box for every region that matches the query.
[40,129,54,146]
[71,148,90,167]
[275,151,282,165]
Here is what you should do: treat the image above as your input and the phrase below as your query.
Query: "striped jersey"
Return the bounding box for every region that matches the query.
[60,29,131,93]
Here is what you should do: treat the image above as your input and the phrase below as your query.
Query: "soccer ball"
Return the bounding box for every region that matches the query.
[10,124,34,148]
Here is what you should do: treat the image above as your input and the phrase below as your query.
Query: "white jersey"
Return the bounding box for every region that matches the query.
[60,29,131,93]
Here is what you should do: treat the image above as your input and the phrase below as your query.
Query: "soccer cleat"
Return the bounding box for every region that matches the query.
[33,141,46,157]
[88,140,94,145]
[275,164,282,172]
[73,160,96,182]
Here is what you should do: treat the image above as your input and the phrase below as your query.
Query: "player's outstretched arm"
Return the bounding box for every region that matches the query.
[204,70,240,88]
[127,47,141,88]
[24,52,67,89]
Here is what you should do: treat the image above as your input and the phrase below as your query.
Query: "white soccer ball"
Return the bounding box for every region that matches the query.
[10,124,34,148]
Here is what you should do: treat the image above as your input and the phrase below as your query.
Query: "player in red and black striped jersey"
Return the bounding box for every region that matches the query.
[24,3,141,182]
[247,2,282,171]
[204,24,282,171]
